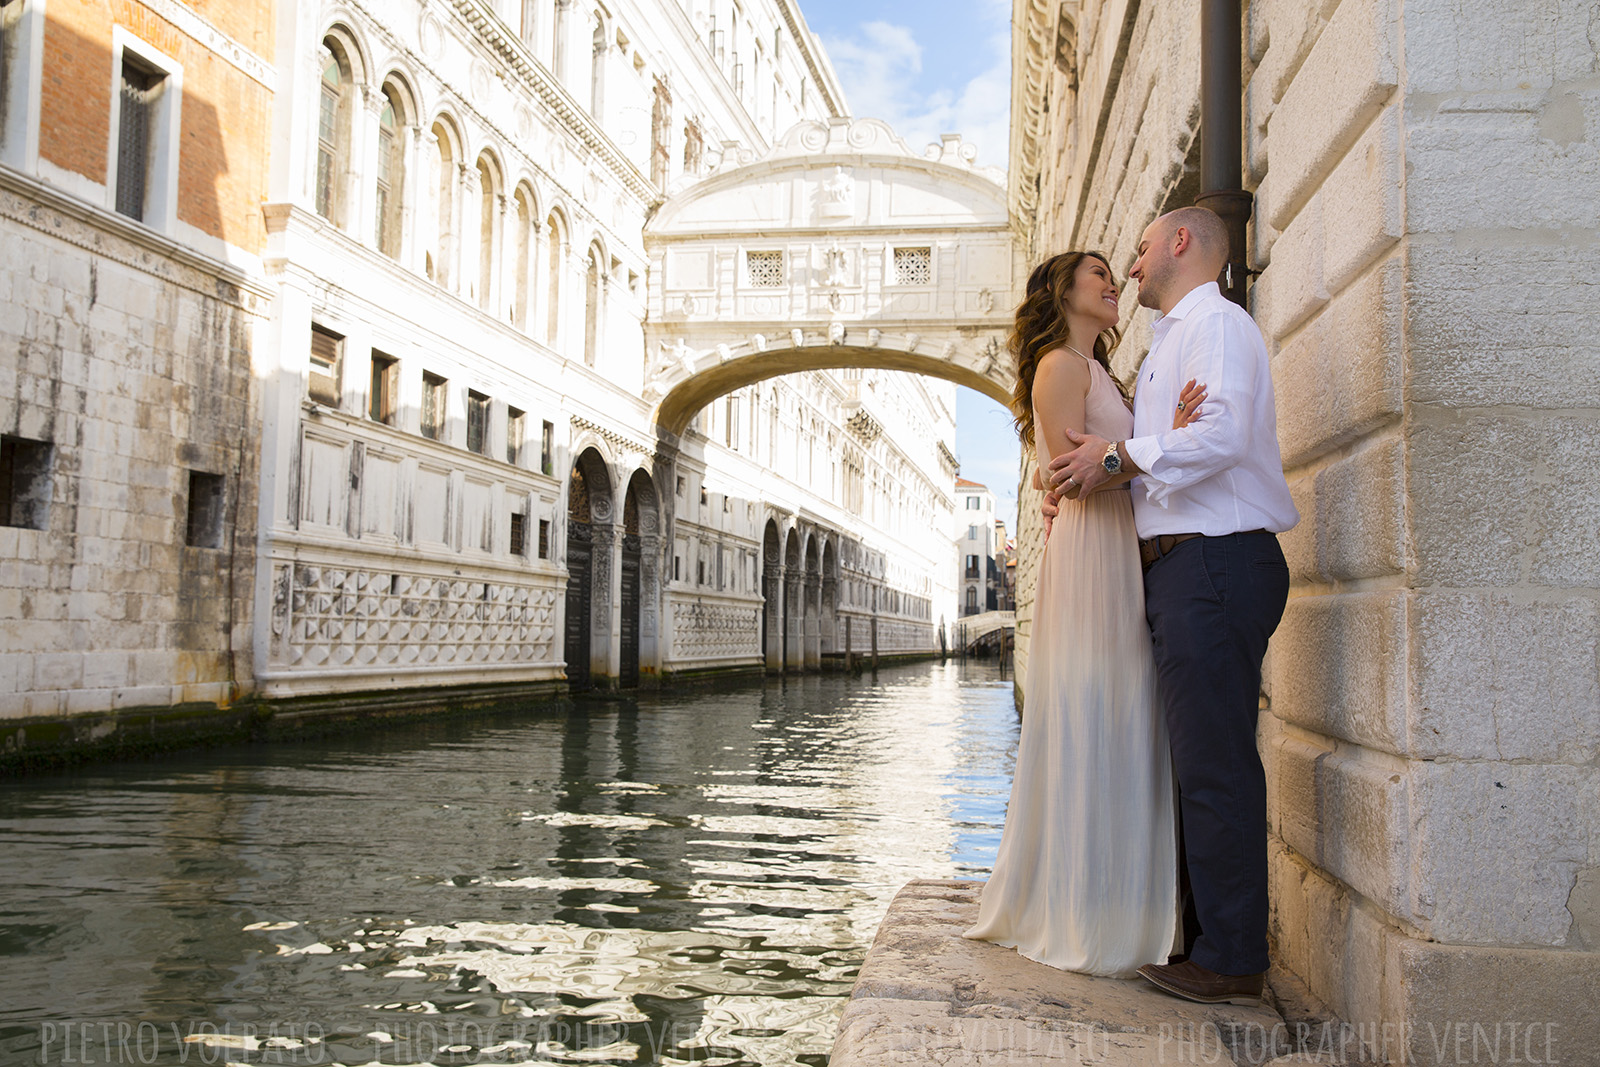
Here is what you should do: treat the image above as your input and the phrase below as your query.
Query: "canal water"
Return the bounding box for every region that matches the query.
[0,661,1018,1067]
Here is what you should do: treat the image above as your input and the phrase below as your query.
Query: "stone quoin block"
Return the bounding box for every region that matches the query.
[1271,257,1402,469]
[1307,437,1407,583]
[1271,837,1401,1042]
[1407,409,1595,588]
[1527,418,1600,588]
[1386,937,1600,1064]
[1269,727,1412,922]
[1252,0,1343,104]
[1404,240,1600,411]
[1400,0,1600,94]
[1320,105,1403,294]
[1266,0,1399,230]
[1253,190,1326,342]
[1408,591,1600,763]
[1278,470,1318,584]
[1403,97,1600,235]
[1409,760,1599,946]
[1268,837,1377,1030]
[1271,591,1409,754]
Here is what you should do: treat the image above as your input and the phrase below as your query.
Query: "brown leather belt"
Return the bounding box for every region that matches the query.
[1138,532,1202,569]
[1139,529,1269,570]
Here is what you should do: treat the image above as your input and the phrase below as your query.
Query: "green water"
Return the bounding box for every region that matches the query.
[0,661,1018,1066]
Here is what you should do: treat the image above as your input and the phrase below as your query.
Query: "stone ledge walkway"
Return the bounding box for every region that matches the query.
[831,880,1301,1066]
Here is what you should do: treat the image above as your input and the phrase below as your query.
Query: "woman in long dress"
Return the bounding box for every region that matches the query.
[964,250,1202,978]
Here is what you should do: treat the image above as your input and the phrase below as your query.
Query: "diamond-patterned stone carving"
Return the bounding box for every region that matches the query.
[271,563,558,670]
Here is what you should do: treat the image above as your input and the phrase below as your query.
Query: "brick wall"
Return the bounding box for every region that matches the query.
[38,0,272,252]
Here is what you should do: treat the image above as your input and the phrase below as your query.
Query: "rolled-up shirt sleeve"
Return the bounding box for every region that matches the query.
[1123,312,1258,507]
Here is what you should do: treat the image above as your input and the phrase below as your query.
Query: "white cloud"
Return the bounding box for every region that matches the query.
[820,17,1011,170]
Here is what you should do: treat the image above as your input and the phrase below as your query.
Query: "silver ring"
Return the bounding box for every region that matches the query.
[1066,475,1077,487]
[1176,401,1186,411]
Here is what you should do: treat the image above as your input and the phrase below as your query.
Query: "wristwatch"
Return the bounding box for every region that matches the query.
[1102,441,1123,476]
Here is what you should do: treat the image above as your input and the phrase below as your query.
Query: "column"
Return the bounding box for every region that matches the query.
[804,571,821,670]
[458,162,480,303]
[400,124,423,271]
[357,85,387,247]
[764,560,783,672]
[784,566,802,672]
[589,519,618,689]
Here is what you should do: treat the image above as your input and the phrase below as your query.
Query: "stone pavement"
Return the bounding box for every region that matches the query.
[831,880,1304,1066]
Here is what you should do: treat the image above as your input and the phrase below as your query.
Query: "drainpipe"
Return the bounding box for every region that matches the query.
[1195,0,1252,307]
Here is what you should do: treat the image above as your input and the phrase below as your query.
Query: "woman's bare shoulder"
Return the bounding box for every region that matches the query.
[1032,347,1091,393]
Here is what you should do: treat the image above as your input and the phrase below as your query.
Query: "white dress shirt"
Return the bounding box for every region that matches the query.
[1123,282,1299,539]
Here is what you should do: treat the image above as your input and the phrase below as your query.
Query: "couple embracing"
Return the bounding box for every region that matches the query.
[964,207,1298,1005]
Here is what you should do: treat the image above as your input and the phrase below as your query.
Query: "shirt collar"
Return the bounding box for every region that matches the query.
[1150,281,1222,329]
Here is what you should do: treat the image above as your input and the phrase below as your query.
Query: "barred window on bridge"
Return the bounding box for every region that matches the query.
[893,247,931,286]
[746,251,784,287]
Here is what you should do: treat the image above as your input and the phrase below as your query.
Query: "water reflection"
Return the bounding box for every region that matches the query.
[0,661,1017,1066]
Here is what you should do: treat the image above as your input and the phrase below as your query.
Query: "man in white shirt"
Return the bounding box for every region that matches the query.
[1045,206,1297,1005]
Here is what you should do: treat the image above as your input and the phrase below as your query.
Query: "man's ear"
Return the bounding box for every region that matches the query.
[1171,226,1191,257]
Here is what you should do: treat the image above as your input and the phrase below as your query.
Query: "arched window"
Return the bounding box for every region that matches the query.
[512,187,534,329]
[374,86,403,258]
[476,156,497,311]
[315,40,353,224]
[544,212,563,347]
[583,244,601,366]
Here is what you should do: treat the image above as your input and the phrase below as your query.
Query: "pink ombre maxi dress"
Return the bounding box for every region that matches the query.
[964,353,1179,978]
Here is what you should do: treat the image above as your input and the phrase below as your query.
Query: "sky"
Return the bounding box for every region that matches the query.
[799,0,1021,533]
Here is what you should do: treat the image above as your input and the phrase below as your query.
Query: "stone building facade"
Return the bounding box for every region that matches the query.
[1010,0,1599,1050]
[0,0,272,746]
[956,477,997,617]
[3,0,999,760]
[253,1,972,704]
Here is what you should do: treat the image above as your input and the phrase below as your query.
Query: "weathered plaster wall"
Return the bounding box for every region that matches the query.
[1012,0,1600,1051]
[0,176,263,735]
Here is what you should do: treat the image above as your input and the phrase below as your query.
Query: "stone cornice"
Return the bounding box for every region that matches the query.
[444,0,657,204]
[772,0,847,118]
[1008,0,1057,230]
[0,163,274,303]
[844,408,884,444]
[141,0,276,89]
[570,415,656,461]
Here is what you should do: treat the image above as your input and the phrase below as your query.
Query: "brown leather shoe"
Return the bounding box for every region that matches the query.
[1136,959,1264,1005]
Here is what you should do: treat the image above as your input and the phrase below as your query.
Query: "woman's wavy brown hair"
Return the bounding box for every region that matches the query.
[1009,251,1126,451]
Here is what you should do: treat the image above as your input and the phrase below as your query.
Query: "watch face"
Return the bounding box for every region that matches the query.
[1103,449,1122,474]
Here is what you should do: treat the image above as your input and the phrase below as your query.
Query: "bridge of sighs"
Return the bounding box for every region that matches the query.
[564,118,1021,685]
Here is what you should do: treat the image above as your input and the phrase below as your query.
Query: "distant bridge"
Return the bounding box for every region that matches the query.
[955,611,1014,652]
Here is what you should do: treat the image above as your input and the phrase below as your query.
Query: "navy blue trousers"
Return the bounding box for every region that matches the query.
[1143,531,1289,976]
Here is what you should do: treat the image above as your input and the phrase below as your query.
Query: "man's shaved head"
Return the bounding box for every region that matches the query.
[1159,207,1229,271]
[1131,206,1232,312]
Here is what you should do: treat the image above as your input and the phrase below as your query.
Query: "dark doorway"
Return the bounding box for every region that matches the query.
[762,519,781,672]
[620,481,642,688]
[564,463,594,690]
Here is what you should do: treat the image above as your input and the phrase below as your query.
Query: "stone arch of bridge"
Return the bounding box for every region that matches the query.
[650,340,1013,437]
